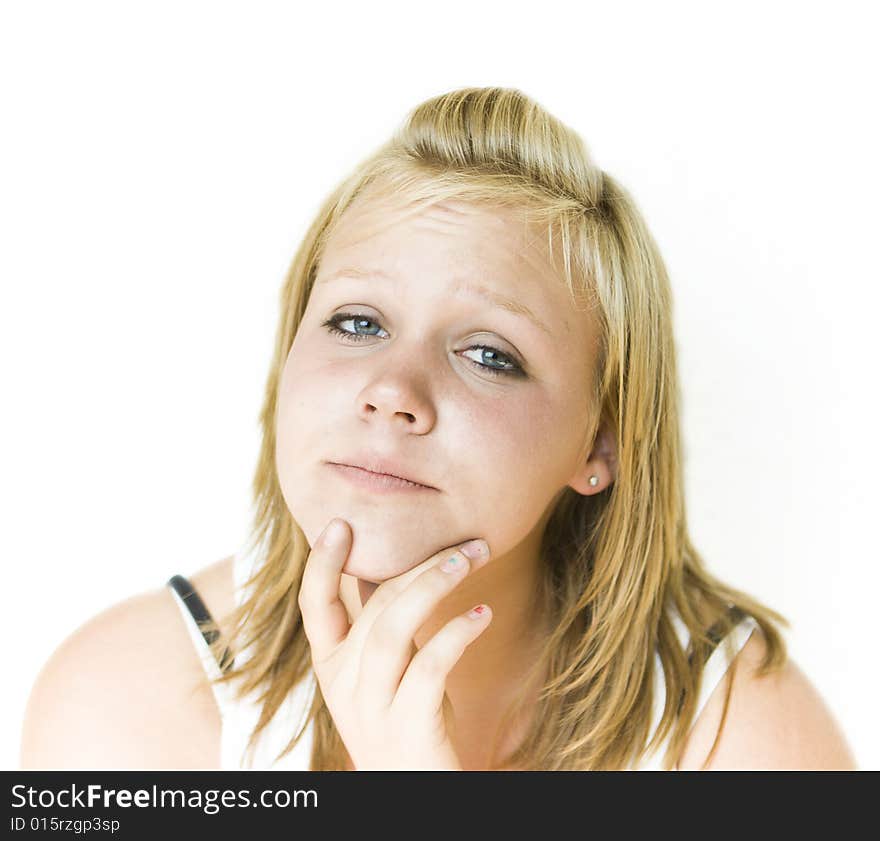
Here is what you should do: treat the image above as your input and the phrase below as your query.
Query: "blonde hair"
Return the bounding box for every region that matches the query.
[201,86,788,770]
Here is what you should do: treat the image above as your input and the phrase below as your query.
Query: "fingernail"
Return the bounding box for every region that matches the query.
[439,554,465,573]
[468,604,490,619]
[460,539,489,561]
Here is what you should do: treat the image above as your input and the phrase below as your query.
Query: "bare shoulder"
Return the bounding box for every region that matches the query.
[677,627,858,770]
[20,555,236,770]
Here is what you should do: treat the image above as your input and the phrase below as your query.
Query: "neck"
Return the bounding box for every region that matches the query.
[412,524,552,770]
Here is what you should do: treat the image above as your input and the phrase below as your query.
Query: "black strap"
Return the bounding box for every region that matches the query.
[167,574,235,673]
[690,604,748,667]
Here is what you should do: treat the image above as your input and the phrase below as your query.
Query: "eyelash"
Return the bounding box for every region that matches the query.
[321,312,525,379]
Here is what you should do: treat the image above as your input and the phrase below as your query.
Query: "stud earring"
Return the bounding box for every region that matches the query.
[589,475,599,487]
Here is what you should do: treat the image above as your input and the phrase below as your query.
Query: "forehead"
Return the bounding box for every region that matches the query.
[318,192,578,324]
[324,191,537,255]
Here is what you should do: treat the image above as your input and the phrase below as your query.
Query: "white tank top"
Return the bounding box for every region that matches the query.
[168,540,758,771]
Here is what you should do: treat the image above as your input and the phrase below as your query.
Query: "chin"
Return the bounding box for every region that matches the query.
[290,497,459,582]
[341,559,398,583]
[340,538,424,582]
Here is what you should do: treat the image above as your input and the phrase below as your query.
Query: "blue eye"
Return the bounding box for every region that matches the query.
[321,312,525,379]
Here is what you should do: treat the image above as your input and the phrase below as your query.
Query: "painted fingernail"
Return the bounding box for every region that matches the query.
[468,604,490,619]
[460,539,489,561]
[439,554,465,573]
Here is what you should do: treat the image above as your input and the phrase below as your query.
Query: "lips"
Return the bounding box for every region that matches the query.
[326,453,437,490]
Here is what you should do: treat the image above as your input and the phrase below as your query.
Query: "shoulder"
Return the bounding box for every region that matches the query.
[20,555,236,770]
[676,627,857,770]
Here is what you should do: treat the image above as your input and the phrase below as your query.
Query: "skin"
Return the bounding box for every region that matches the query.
[274,184,618,768]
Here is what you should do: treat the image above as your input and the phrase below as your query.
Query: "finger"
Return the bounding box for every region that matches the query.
[358,542,489,712]
[394,603,493,717]
[298,518,352,663]
[349,537,491,653]
[339,574,362,623]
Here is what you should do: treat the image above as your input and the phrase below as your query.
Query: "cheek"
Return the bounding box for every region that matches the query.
[470,393,562,473]
[451,396,573,533]
[273,354,324,531]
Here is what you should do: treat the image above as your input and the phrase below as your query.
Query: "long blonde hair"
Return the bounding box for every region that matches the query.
[201,86,788,770]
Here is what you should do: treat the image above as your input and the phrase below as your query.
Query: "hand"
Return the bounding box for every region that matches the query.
[298,517,494,770]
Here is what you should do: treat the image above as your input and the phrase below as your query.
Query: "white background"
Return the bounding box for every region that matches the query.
[2,1,877,769]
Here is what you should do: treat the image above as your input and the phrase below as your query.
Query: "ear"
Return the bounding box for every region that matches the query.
[568,417,618,496]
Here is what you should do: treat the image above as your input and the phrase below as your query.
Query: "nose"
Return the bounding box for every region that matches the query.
[356,362,436,433]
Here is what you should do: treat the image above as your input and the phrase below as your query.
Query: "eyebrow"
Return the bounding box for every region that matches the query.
[317,267,552,336]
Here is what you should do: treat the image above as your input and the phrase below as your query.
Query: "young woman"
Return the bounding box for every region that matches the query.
[20,86,856,771]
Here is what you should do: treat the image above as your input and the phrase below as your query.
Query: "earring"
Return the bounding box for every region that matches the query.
[589,475,599,487]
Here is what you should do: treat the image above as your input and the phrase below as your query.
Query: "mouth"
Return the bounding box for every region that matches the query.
[326,462,438,493]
